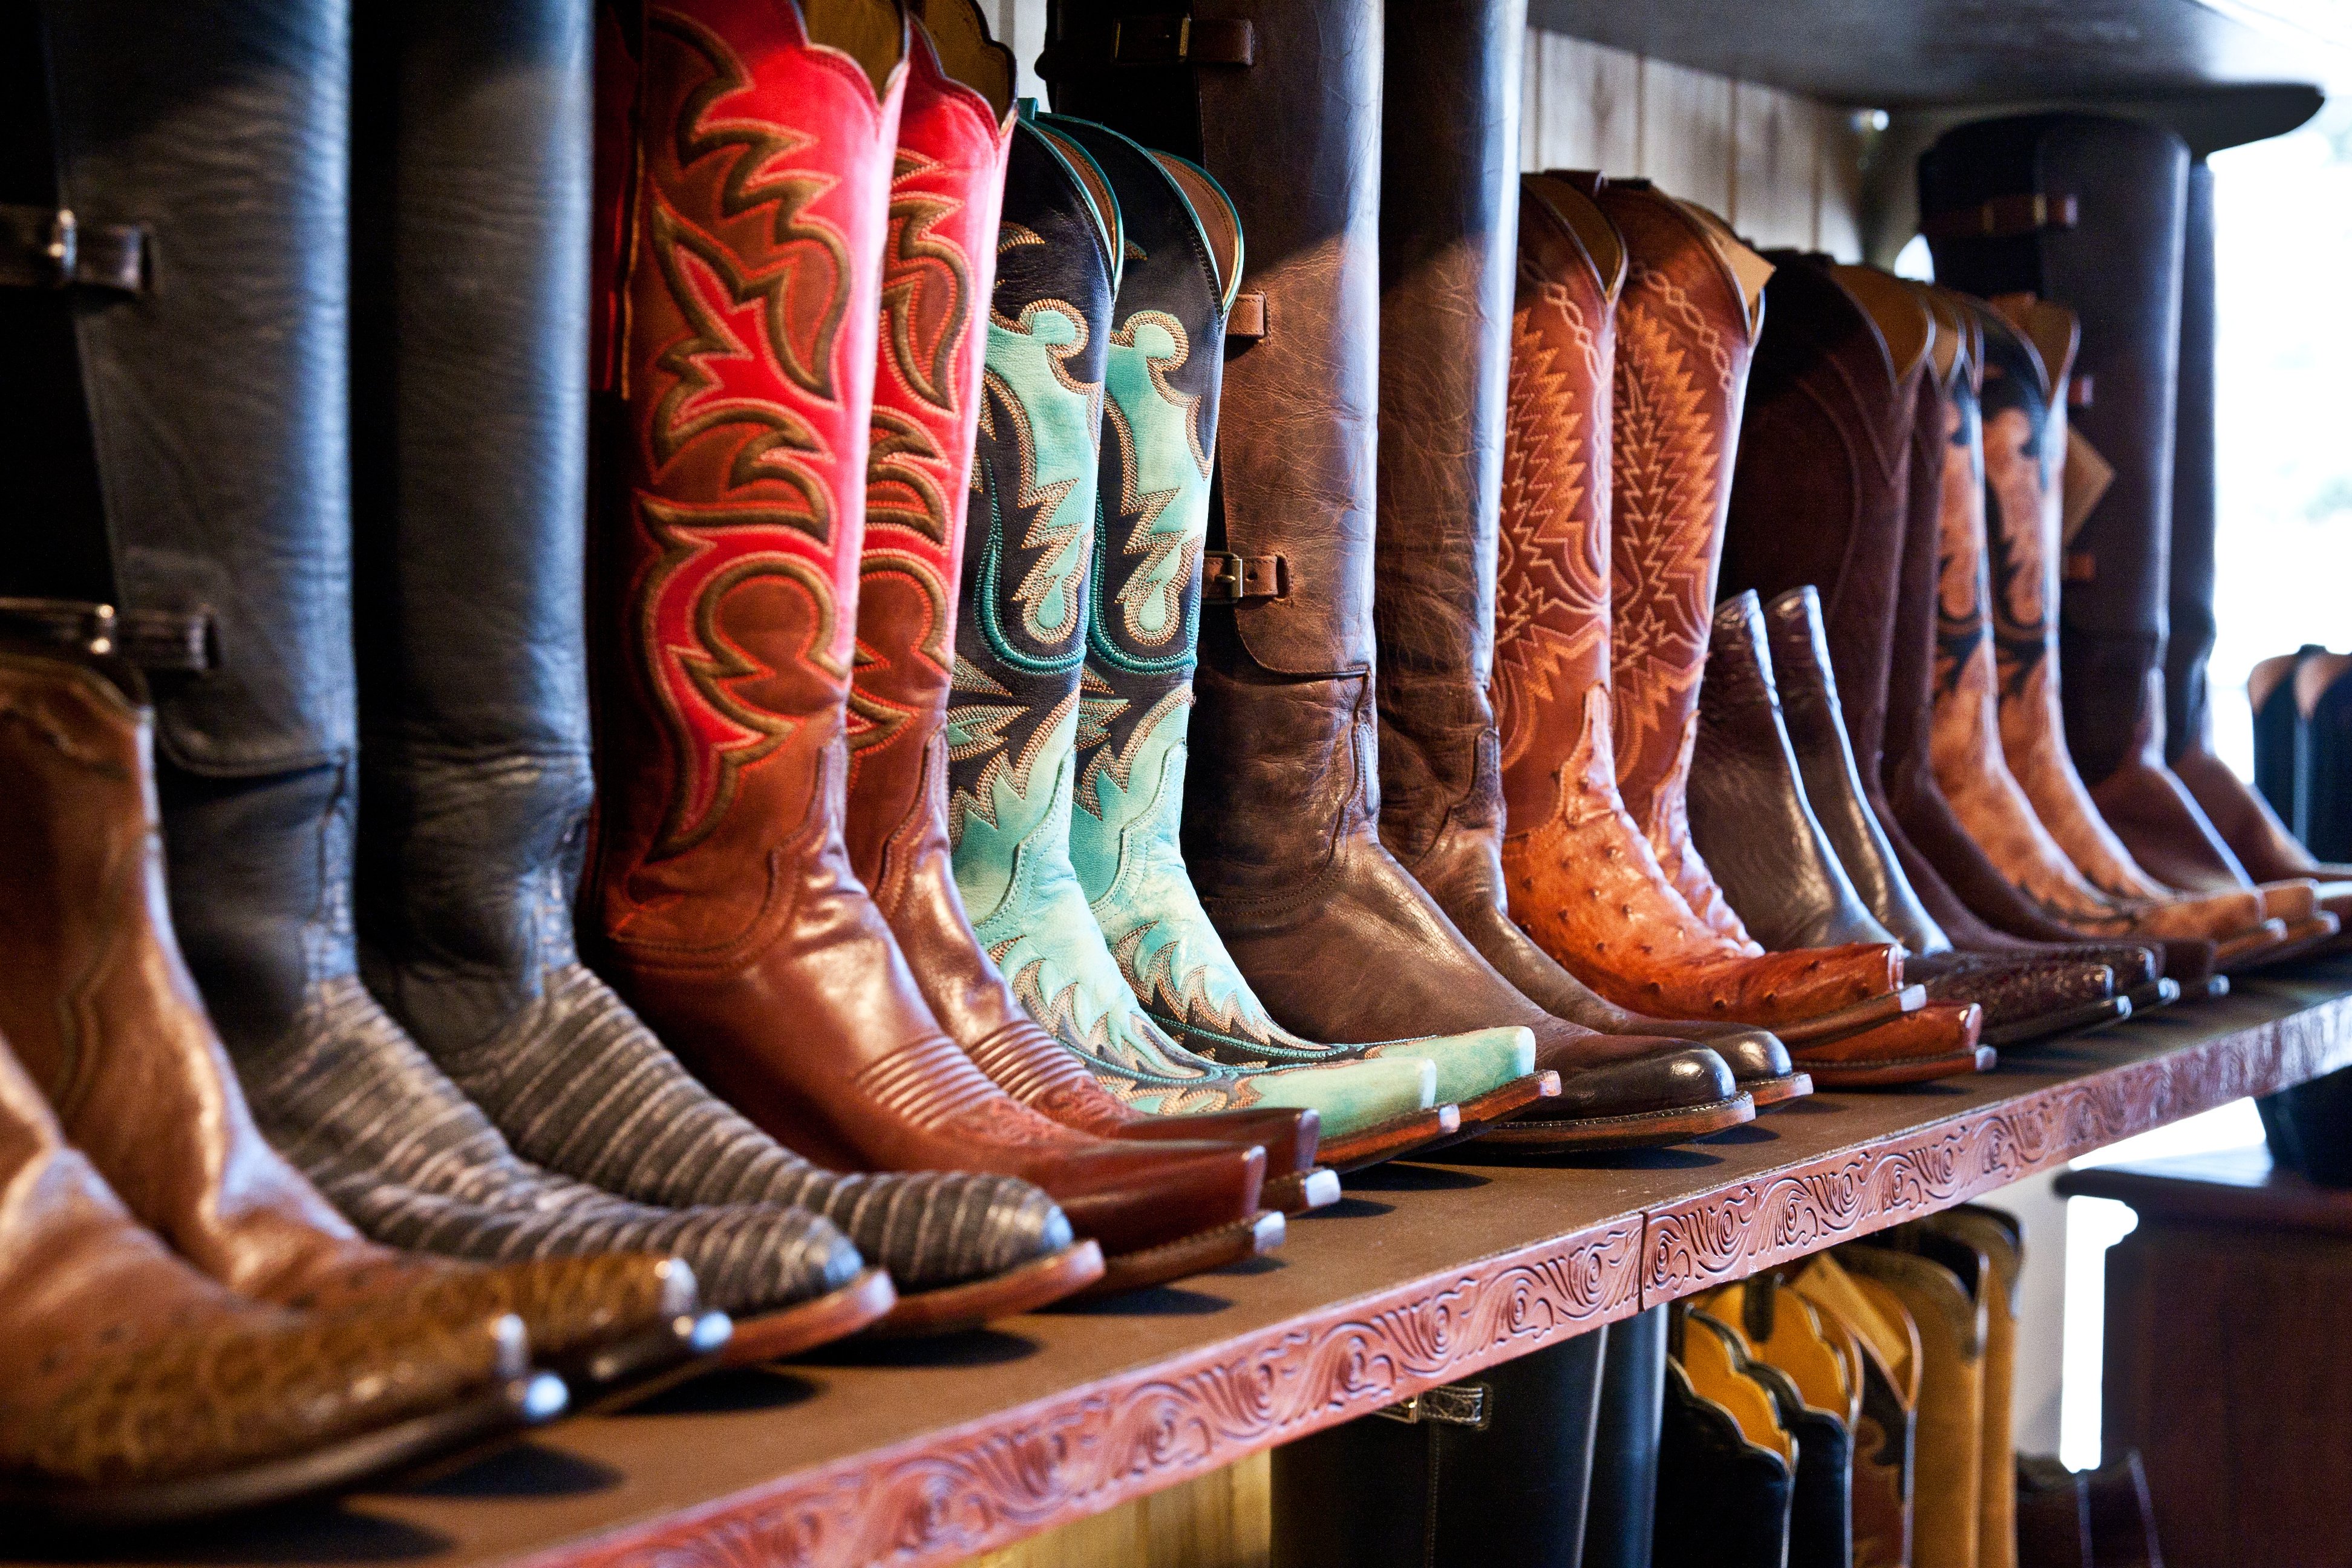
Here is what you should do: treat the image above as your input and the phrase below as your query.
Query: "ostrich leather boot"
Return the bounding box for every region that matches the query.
[1494,174,1905,1033]
[844,5,1325,1204]
[1922,116,2297,964]
[0,1030,546,1524]
[1917,284,2284,962]
[1716,252,2125,1033]
[8,0,923,1351]
[1031,114,1553,1142]
[2157,163,2352,904]
[1042,0,1751,1145]
[583,0,1178,1322]
[1968,294,2323,945]
[1368,0,1803,1109]
[1873,299,2196,990]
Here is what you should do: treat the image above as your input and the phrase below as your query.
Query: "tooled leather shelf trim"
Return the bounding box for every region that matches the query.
[332,980,2352,1568]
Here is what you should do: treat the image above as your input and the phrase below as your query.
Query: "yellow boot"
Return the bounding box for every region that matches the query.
[1794,1251,1921,1567]
[1924,1207,2022,1568]
[1843,1240,1990,1568]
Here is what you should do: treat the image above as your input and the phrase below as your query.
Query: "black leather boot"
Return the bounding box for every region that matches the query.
[347,0,1071,1296]
[5,0,988,1318]
[1270,1330,1607,1568]
[1040,0,1748,1151]
[1581,1305,1666,1568]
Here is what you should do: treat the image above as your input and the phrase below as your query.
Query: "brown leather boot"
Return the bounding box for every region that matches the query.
[1918,287,2285,964]
[0,1029,552,1529]
[1495,173,1907,1033]
[0,632,889,1371]
[580,0,1249,1304]
[1714,251,2130,1039]
[1970,294,2325,946]
[1366,0,1805,1110]
[1040,0,1753,1150]
[829,4,1294,1276]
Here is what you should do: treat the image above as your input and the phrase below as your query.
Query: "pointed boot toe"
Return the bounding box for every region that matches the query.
[1034,1140,1267,1259]
[1480,1048,1751,1150]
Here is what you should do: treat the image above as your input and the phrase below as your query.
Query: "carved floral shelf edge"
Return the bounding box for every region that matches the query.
[517,987,2352,1568]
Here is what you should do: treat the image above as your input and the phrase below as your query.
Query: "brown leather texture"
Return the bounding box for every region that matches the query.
[1495,179,1900,1030]
[1789,1001,1987,1080]
[0,1031,518,1489]
[582,5,1267,1247]
[1593,181,1762,942]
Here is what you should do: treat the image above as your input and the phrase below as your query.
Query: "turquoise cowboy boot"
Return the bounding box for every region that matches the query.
[947,114,1446,1164]
[1039,116,1542,1123]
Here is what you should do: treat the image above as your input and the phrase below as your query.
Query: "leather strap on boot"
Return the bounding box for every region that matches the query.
[0,596,213,671]
[0,203,146,293]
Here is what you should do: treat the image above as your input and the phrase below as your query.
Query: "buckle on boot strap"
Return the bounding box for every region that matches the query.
[0,204,148,293]
[0,598,215,670]
[1375,1383,1491,1428]
[1919,193,2079,242]
[1201,551,1288,603]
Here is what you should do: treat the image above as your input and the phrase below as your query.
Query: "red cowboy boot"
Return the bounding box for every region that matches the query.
[583,0,1272,1313]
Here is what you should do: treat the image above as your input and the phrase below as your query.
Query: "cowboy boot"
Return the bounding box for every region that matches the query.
[1495,174,1909,1036]
[840,2,1329,1214]
[2251,648,2321,841]
[353,1,1203,1311]
[1916,284,2286,962]
[1921,117,2308,953]
[1873,295,2204,992]
[1715,252,2128,1034]
[1584,1306,1667,1568]
[2306,655,2352,863]
[1366,0,1806,1109]
[1043,0,1756,1148]
[943,114,1455,1169]
[1690,594,2008,1069]
[0,1031,561,1530]
[1033,112,1561,1140]
[1967,293,2323,944]
[10,0,909,1357]
[1270,1328,1608,1568]
[2160,164,2352,895]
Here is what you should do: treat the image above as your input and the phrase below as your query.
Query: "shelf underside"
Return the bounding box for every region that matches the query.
[1527,0,2347,108]
[30,957,2352,1568]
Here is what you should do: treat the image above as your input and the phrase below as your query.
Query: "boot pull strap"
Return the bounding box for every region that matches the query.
[1039,15,1255,72]
[1919,192,2078,242]
[1225,290,1266,342]
[1201,551,1288,603]
[0,205,149,293]
[0,598,215,671]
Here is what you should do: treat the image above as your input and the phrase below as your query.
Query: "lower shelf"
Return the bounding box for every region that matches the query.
[36,957,2352,1568]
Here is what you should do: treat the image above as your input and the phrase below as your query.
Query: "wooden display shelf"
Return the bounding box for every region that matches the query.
[30,958,2352,1568]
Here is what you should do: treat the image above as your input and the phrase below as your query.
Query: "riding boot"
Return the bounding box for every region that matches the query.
[1495,174,1907,1035]
[16,0,903,1338]
[1042,0,1753,1142]
[1716,251,2129,1030]
[1367,0,1805,1110]
[1967,293,2323,942]
[842,4,1327,1210]
[2161,163,2352,896]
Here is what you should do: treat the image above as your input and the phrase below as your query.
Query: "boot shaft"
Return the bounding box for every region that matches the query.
[1494,174,1627,837]
[2166,157,2219,762]
[1370,0,1526,867]
[589,0,907,943]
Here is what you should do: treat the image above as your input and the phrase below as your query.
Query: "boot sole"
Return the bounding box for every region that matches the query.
[0,1374,562,1535]
[1465,1089,1757,1152]
[2228,915,2345,969]
[719,1267,898,1365]
[546,1312,734,1416]
[867,1241,1106,1338]
[1315,1103,1463,1172]
[1068,1210,1287,1300]
[1404,1071,1561,1155]
[1797,1046,1996,1088]
[1744,1071,1814,1108]
[1263,1166,1342,1214]
[1773,984,1928,1045]
[1982,995,2132,1051]
[2125,978,2182,1013]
